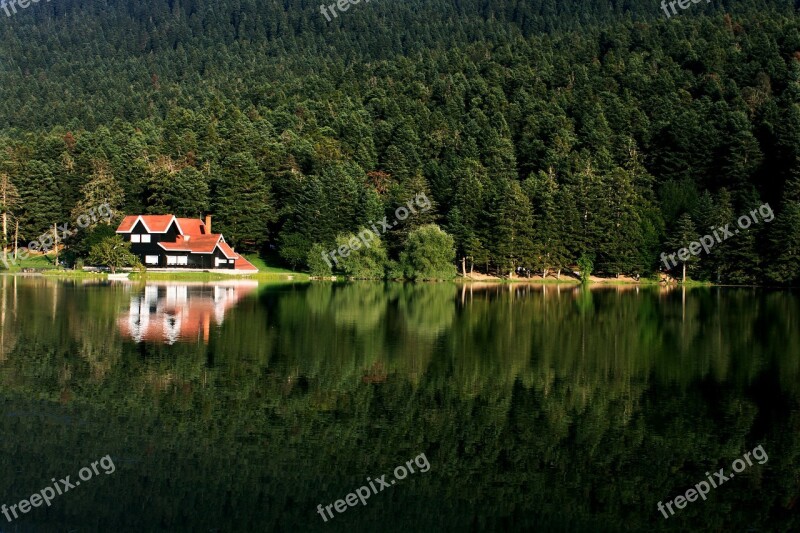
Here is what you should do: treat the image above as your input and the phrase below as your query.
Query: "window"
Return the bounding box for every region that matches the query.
[228,259,234,264]
[145,255,159,265]
[130,234,141,243]
[166,255,178,265]
[140,234,152,243]
[177,256,188,266]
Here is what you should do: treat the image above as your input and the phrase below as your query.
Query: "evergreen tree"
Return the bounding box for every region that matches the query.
[490,180,535,278]
[214,153,275,251]
[667,213,700,283]
[146,166,210,218]
[768,174,800,284]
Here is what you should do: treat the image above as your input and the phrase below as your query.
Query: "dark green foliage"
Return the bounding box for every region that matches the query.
[0,2,798,282]
[401,224,457,281]
[333,230,389,280]
[768,174,800,284]
[146,166,209,219]
[577,253,594,284]
[213,153,275,252]
[307,243,333,278]
[667,213,700,282]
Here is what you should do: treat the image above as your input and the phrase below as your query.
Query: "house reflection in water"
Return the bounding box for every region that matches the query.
[117,281,259,344]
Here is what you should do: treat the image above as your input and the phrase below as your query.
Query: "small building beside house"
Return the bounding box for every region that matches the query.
[115,215,258,272]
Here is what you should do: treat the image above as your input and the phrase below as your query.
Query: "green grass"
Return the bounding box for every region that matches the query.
[242,254,302,275]
[129,271,309,282]
[128,254,309,282]
[41,270,107,279]
[0,252,57,270]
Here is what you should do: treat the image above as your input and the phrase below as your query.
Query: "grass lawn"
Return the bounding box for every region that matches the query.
[242,254,303,275]
[41,270,107,279]
[128,254,309,282]
[0,252,58,270]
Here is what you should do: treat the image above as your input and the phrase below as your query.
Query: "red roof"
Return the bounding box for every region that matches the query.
[216,240,238,259]
[159,234,223,254]
[234,256,258,272]
[176,218,206,236]
[117,215,176,233]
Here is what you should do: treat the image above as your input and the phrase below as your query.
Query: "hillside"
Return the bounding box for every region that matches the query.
[1,0,800,282]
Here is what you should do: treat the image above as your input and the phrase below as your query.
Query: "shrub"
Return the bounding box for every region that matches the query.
[334,230,388,280]
[307,243,333,278]
[401,224,456,281]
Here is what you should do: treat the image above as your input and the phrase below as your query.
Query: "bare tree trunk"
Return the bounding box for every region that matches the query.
[13,221,18,260]
[461,257,466,278]
[556,268,561,280]
[2,211,6,265]
[682,262,686,284]
[53,223,59,268]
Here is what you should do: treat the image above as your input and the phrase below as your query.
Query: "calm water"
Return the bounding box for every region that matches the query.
[0,277,798,532]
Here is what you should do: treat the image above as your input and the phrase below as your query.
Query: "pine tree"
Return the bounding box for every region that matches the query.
[667,213,700,283]
[768,174,800,284]
[147,166,209,218]
[214,153,275,251]
[525,169,568,278]
[71,159,125,224]
[491,180,535,278]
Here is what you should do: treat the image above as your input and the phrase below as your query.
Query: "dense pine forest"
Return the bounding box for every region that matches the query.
[2,0,800,282]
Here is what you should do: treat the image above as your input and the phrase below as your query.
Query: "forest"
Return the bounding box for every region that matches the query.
[1,0,800,282]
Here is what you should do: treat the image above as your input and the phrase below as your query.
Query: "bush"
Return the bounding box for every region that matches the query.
[307,243,333,278]
[334,230,388,280]
[87,235,139,273]
[385,260,405,280]
[401,224,456,281]
[577,253,594,284]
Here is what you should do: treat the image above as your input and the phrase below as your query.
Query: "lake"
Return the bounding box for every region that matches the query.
[0,277,797,532]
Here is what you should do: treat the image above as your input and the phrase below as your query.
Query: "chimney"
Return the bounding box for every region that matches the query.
[204,215,212,234]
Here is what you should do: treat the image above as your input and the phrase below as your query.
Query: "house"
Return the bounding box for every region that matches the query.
[115,214,258,272]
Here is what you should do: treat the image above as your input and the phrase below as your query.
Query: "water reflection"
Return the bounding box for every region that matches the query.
[116,281,259,344]
[0,277,798,531]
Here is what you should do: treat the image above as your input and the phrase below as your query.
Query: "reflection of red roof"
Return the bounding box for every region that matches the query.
[117,282,259,344]
[116,215,176,233]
